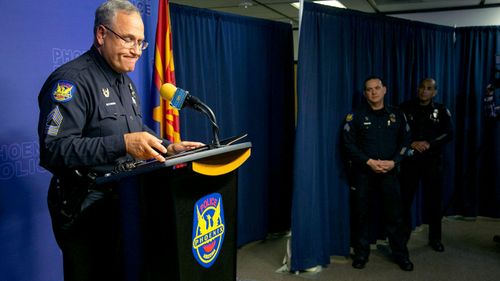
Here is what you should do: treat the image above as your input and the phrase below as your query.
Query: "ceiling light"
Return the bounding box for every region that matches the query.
[239,0,253,9]
[291,1,346,9]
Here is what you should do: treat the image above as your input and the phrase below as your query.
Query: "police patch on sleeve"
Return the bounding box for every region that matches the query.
[51,80,75,103]
[346,113,354,122]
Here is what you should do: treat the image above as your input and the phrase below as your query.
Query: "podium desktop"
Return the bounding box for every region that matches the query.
[94,141,251,281]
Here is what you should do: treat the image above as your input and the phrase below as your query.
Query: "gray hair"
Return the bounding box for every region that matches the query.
[94,0,140,34]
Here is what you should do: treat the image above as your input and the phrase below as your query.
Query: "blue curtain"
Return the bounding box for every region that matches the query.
[453,26,500,217]
[292,2,457,271]
[169,4,295,245]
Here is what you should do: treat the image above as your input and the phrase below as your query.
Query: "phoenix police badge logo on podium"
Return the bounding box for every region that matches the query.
[192,193,226,268]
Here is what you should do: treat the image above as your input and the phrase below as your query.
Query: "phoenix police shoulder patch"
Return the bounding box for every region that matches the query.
[192,193,225,268]
[51,80,75,103]
[346,113,354,122]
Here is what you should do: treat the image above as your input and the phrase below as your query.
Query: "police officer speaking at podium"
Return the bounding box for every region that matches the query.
[343,76,413,271]
[37,1,203,280]
[399,78,453,253]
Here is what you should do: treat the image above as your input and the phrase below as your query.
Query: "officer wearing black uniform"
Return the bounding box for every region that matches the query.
[343,76,413,271]
[400,78,453,252]
[37,1,202,280]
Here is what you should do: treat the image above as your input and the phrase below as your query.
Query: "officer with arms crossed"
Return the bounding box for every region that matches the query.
[343,76,414,271]
[38,1,203,280]
[400,78,453,252]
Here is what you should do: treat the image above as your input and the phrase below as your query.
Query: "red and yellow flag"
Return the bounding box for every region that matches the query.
[152,0,181,142]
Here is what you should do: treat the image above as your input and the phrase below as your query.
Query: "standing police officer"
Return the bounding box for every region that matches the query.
[38,1,203,280]
[343,76,413,271]
[400,78,453,252]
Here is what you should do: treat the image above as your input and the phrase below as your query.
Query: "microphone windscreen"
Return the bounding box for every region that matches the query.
[159,83,177,101]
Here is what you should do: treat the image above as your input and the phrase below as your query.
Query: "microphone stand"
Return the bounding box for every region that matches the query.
[192,101,221,147]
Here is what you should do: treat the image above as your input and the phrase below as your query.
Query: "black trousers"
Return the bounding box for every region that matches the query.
[400,154,444,243]
[350,169,408,260]
[51,192,124,281]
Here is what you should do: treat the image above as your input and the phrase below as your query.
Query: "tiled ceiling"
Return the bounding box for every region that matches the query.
[170,0,500,27]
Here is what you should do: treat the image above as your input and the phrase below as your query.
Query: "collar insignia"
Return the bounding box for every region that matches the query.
[102,88,110,98]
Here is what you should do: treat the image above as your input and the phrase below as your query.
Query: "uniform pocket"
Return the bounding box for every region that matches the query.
[97,102,126,136]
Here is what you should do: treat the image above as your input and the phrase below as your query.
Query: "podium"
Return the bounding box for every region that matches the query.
[95,142,251,281]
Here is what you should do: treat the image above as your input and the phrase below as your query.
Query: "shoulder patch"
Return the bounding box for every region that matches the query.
[346,113,354,122]
[51,80,75,103]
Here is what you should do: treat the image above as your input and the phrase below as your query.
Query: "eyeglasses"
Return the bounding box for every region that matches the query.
[102,25,149,51]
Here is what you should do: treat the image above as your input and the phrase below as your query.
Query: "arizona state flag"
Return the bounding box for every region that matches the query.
[152,0,180,142]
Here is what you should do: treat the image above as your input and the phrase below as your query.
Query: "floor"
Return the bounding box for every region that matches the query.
[236,216,500,281]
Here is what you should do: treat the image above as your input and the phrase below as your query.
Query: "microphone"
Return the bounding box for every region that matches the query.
[159,83,201,110]
[159,83,221,146]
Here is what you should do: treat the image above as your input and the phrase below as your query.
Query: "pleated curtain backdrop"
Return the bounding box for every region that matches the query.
[453,26,500,217]
[291,2,499,271]
[169,3,296,246]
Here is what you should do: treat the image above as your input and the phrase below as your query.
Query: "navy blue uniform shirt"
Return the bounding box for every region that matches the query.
[400,99,453,154]
[38,45,160,176]
[343,101,411,168]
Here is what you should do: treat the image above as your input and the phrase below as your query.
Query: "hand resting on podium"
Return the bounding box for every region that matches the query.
[124,131,204,162]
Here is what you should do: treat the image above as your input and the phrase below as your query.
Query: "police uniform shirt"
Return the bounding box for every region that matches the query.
[38,45,157,175]
[343,101,411,168]
[400,98,453,154]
